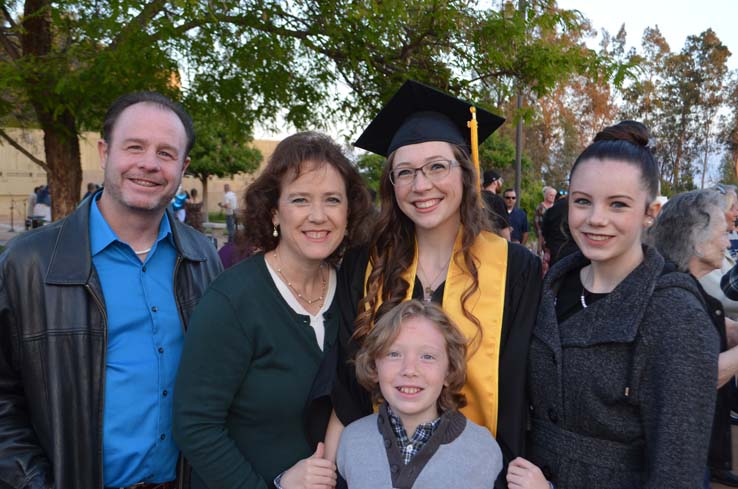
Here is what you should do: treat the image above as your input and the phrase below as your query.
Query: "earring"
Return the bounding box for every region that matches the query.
[272,225,279,238]
[646,218,654,226]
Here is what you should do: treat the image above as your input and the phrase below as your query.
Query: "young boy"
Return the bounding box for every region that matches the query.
[336,300,502,488]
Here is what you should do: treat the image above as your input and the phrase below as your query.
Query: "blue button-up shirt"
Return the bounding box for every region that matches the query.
[90,197,183,486]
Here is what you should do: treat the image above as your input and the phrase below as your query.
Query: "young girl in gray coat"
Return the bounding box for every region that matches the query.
[507,121,719,489]
[337,300,502,488]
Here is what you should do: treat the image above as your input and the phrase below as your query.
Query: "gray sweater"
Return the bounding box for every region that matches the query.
[337,406,502,489]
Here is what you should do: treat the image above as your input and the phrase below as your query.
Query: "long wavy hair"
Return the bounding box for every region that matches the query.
[353,144,488,348]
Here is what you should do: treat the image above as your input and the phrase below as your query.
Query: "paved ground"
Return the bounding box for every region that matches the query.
[713,424,738,488]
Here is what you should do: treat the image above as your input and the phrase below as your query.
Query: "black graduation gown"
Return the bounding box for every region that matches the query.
[312,242,541,488]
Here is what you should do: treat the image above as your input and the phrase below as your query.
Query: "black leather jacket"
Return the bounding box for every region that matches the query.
[0,197,223,489]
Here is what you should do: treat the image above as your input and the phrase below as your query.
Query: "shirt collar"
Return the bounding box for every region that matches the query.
[385,403,441,442]
[89,195,172,256]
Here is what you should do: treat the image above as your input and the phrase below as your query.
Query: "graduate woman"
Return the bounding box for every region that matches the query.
[506,122,719,489]
[324,81,542,486]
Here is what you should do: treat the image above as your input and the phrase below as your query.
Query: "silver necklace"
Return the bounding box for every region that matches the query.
[133,247,152,255]
[580,266,590,308]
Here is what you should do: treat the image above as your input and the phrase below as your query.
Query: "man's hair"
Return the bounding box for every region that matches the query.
[354,300,468,413]
[101,91,195,157]
[503,188,515,195]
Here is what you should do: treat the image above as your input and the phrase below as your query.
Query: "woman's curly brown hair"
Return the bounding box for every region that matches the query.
[237,131,374,264]
[353,144,488,350]
[354,300,468,412]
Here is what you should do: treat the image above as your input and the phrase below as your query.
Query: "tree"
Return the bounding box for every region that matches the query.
[355,153,385,193]
[0,0,482,219]
[186,118,262,217]
[0,0,625,220]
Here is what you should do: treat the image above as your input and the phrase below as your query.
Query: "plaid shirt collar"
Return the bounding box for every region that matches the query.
[386,404,442,465]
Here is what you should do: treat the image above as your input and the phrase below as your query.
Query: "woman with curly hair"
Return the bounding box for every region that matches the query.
[173,131,373,489]
[323,81,542,488]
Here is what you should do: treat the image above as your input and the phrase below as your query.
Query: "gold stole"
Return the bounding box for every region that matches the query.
[365,229,508,435]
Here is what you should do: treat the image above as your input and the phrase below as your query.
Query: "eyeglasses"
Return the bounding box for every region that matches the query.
[504,196,517,200]
[389,159,459,186]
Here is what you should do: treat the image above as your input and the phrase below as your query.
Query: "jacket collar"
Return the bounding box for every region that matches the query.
[535,246,666,354]
[46,190,208,285]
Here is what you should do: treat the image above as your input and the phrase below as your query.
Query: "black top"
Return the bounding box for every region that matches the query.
[482,190,510,230]
[555,265,608,323]
[319,241,541,488]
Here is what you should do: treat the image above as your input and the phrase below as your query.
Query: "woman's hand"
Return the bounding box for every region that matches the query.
[506,457,551,489]
[280,442,337,489]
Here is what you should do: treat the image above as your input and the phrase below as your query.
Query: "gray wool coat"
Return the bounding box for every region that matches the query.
[528,247,719,489]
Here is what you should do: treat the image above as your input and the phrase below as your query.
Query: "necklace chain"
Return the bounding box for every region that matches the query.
[133,247,152,255]
[273,251,327,305]
[580,265,592,308]
[417,260,450,302]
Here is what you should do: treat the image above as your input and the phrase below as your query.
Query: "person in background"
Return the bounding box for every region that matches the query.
[503,188,529,245]
[34,184,51,222]
[172,186,189,222]
[219,183,238,242]
[534,186,556,254]
[649,189,738,488]
[481,169,512,240]
[508,121,718,489]
[337,300,502,489]
[700,185,738,319]
[81,182,99,202]
[541,190,579,269]
[173,131,373,489]
[0,91,222,489]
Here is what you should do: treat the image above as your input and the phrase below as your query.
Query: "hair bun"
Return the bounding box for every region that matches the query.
[593,120,649,147]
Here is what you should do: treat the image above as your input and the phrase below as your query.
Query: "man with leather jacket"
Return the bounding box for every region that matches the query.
[0,92,223,489]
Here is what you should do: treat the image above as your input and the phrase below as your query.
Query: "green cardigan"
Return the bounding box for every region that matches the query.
[173,254,338,489]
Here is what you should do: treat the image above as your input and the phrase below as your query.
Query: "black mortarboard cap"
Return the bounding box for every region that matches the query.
[354,80,505,157]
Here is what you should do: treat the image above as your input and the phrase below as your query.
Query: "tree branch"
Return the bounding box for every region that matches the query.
[1,4,17,29]
[0,128,49,171]
[108,0,167,51]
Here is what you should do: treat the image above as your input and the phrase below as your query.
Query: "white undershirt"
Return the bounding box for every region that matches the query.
[264,260,336,351]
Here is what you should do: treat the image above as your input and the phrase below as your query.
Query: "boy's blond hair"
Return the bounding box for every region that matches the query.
[354,300,468,412]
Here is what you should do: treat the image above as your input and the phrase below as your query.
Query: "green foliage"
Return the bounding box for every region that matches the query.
[355,153,385,192]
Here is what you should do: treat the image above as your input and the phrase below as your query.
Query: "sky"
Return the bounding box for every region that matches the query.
[557,0,738,70]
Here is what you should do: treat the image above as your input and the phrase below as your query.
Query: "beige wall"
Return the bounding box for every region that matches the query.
[0,128,278,219]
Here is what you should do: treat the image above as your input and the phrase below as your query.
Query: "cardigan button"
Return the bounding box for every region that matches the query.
[384,438,392,449]
[547,408,559,423]
[390,464,399,474]
[716,310,722,316]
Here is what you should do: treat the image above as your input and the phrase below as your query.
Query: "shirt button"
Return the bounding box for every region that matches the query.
[163,390,168,397]
[142,266,147,272]
[151,306,158,312]
[158,347,164,353]
[160,434,166,440]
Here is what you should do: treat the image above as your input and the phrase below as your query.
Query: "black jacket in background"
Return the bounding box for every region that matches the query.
[0,194,223,489]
